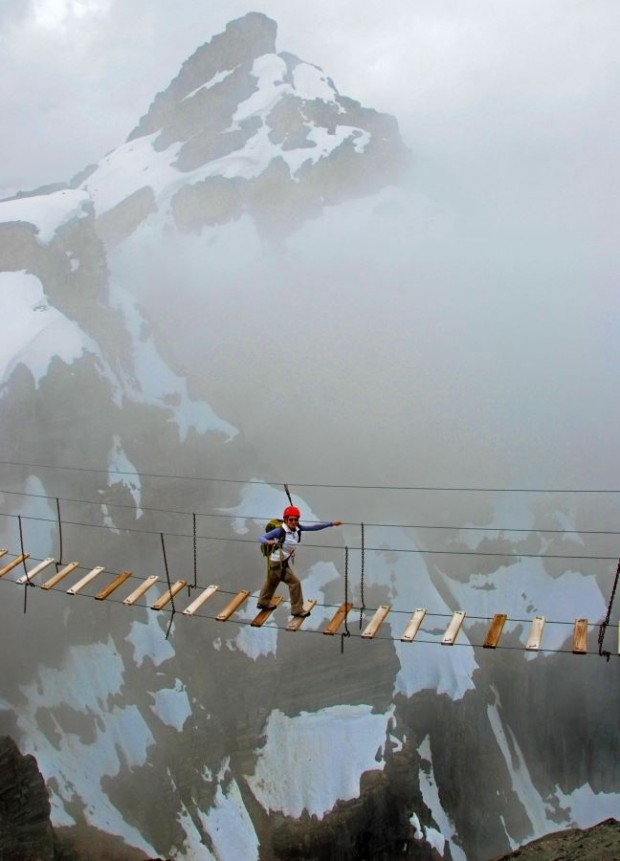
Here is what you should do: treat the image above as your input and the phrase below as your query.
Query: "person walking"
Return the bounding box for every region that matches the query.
[258,506,342,617]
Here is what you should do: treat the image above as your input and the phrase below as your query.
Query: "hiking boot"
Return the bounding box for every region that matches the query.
[257,603,277,611]
[292,610,310,618]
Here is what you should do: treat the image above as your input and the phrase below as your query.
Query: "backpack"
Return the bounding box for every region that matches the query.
[259,518,301,557]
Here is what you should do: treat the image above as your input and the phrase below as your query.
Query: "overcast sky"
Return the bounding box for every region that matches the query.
[2,0,620,218]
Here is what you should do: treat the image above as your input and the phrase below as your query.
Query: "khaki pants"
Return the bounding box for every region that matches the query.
[258,558,303,614]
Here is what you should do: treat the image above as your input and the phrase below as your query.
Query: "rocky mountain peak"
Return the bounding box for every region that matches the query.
[85,12,410,241]
[128,12,278,142]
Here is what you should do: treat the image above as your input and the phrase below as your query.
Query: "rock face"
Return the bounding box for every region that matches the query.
[2,727,616,861]
[0,736,167,861]
[489,818,620,861]
[0,736,54,860]
[128,13,279,143]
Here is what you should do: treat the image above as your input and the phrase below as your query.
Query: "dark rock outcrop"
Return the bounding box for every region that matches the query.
[128,13,277,142]
[0,736,167,860]
[488,817,620,861]
[0,735,54,860]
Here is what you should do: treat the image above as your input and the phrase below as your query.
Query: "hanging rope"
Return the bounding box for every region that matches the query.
[160,532,176,640]
[18,515,29,614]
[359,522,366,629]
[17,515,27,574]
[341,545,351,654]
[192,512,197,590]
[598,558,620,660]
[55,498,64,571]
[284,484,293,505]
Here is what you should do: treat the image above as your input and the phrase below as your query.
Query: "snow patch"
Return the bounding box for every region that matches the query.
[487,695,553,840]
[552,783,620,829]
[292,61,338,103]
[233,623,278,661]
[84,133,184,216]
[107,434,143,515]
[125,614,176,667]
[0,188,91,242]
[0,271,97,389]
[183,68,237,100]
[15,639,157,856]
[418,736,467,861]
[233,54,288,124]
[200,777,260,861]
[0,475,56,560]
[176,804,217,860]
[150,679,192,730]
[283,126,370,177]
[247,705,392,819]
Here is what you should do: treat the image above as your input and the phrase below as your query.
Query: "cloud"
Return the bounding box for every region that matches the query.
[30,0,111,31]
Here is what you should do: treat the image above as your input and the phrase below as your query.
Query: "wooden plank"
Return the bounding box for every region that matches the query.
[401,608,427,642]
[251,595,283,627]
[40,562,80,590]
[96,570,132,601]
[0,553,30,578]
[323,602,354,636]
[67,566,105,595]
[16,557,56,585]
[182,584,218,616]
[442,610,466,645]
[483,613,507,649]
[123,575,159,606]
[572,618,588,654]
[526,615,545,651]
[361,604,391,639]
[285,599,317,631]
[151,579,188,611]
[216,590,250,621]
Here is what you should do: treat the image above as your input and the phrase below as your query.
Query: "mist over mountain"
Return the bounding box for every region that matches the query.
[1,11,619,861]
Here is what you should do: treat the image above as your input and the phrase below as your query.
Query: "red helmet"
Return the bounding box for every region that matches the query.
[283,505,301,519]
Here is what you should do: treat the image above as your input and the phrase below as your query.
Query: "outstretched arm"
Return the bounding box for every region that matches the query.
[300,520,342,532]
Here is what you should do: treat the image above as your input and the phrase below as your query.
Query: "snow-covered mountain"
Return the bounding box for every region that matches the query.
[1,12,619,861]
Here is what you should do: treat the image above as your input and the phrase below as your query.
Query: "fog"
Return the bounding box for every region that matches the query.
[3,0,620,522]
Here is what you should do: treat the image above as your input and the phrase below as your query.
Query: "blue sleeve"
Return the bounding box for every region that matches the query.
[259,526,284,544]
[299,521,334,532]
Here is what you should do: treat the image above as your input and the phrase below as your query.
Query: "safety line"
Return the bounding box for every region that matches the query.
[1,459,619,494]
[2,486,619,536]
[1,511,617,561]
